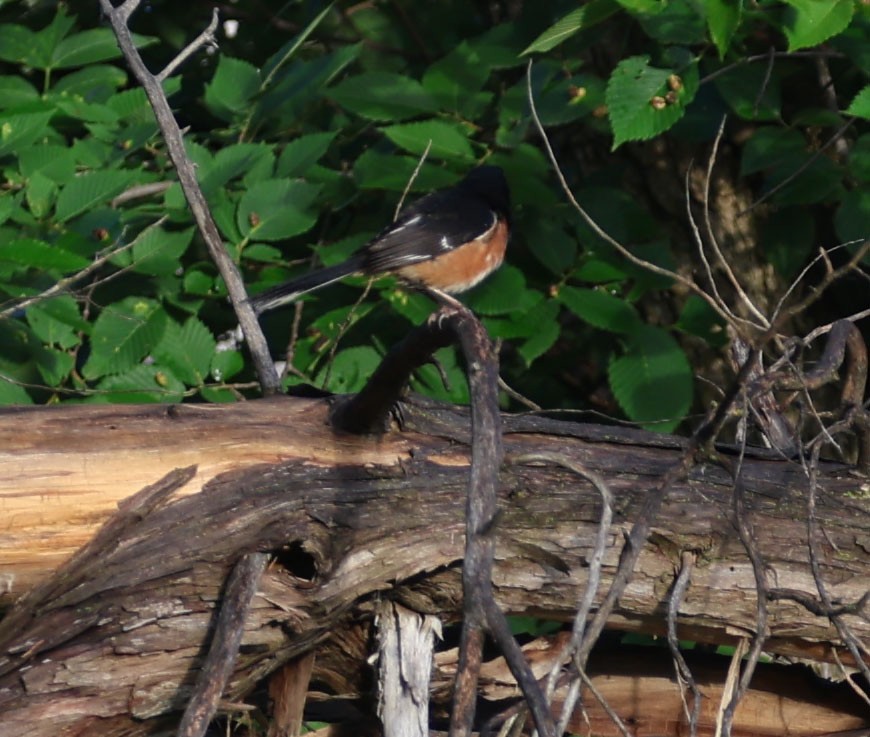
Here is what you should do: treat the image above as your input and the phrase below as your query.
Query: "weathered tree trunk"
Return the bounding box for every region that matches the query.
[0,396,867,736]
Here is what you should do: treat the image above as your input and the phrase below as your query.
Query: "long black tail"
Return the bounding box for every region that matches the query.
[250,255,366,315]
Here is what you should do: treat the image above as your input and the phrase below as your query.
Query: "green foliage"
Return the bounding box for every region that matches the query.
[0,1,865,433]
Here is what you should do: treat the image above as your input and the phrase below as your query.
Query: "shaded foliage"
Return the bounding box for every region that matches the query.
[0,0,867,431]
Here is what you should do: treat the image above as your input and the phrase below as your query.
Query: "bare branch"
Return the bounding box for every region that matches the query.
[99,0,280,393]
[157,8,219,83]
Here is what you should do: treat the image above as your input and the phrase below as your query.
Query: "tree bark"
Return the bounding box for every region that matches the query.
[0,395,867,735]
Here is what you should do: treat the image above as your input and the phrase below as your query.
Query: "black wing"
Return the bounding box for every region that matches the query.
[361,183,500,274]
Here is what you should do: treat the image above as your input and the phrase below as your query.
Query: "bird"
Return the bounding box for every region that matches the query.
[250,165,511,315]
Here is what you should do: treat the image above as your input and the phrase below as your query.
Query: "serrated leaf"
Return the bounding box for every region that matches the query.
[19,144,76,183]
[834,187,870,245]
[25,171,57,219]
[522,0,619,54]
[153,316,215,386]
[0,110,55,158]
[846,85,870,120]
[92,364,185,403]
[606,55,698,148]
[382,119,475,161]
[55,170,134,222]
[0,238,90,271]
[53,28,152,68]
[276,132,337,178]
[34,346,74,387]
[82,297,168,379]
[26,295,84,348]
[131,225,194,276]
[237,179,320,241]
[558,286,641,333]
[608,325,692,432]
[782,0,853,52]
[199,143,275,196]
[328,72,437,121]
[316,345,382,393]
[205,56,261,121]
[54,64,128,98]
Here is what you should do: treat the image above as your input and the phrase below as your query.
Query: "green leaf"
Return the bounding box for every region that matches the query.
[522,0,619,54]
[675,295,727,347]
[276,132,337,178]
[782,0,853,52]
[0,238,90,272]
[0,374,32,404]
[34,346,74,387]
[354,150,457,191]
[608,325,692,432]
[0,110,55,158]
[199,143,275,196]
[705,0,742,58]
[55,170,134,222]
[211,349,244,382]
[713,63,781,121]
[760,208,816,280]
[834,187,870,245]
[0,76,39,108]
[422,42,492,116]
[25,171,57,219]
[558,286,642,334]
[466,265,540,315]
[382,119,475,161]
[54,64,128,98]
[237,179,320,241]
[328,72,437,121]
[19,144,76,183]
[261,2,335,86]
[131,226,195,276]
[846,85,870,120]
[316,345,382,393]
[606,55,699,148]
[82,297,168,379]
[26,296,84,349]
[204,56,261,121]
[92,364,185,403]
[740,128,806,176]
[52,28,137,68]
[847,134,870,181]
[0,23,37,65]
[152,316,216,386]
[526,217,578,275]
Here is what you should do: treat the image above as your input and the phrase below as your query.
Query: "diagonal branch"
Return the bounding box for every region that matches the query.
[99,0,280,394]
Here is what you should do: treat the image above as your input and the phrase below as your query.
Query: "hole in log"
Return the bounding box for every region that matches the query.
[272,540,318,581]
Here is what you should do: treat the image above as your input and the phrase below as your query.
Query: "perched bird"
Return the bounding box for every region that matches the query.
[251,165,511,314]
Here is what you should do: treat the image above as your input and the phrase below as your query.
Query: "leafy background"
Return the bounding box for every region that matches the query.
[0,0,868,434]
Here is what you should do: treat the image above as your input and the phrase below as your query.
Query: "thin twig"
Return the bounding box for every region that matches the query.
[510,453,612,737]
[157,8,219,82]
[396,139,432,219]
[0,218,163,320]
[667,551,701,737]
[701,116,769,328]
[526,60,737,328]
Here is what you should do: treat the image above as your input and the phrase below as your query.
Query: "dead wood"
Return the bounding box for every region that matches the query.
[0,394,867,735]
